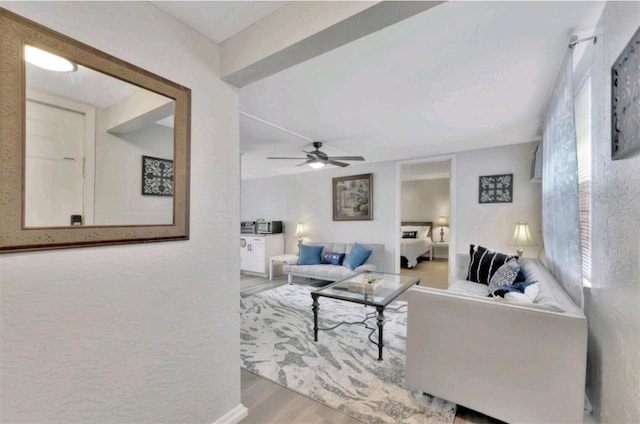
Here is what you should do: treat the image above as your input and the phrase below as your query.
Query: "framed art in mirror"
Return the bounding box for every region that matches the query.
[0,8,191,252]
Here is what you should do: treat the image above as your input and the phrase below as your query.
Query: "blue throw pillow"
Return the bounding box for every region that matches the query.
[297,244,323,265]
[323,252,345,265]
[343,243,372,270]
[514,266,528,283]
[492,280,536,297]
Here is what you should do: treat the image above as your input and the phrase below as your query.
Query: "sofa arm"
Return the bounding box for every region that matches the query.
[354,264,377,273]
[406,285,587,424]
[282,256,298,265]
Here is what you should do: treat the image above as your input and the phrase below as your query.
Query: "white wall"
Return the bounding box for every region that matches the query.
[401,178,450,242]
[94,121,173,225]
[242,161,397,271]
[0,3,241,423]
[585,2,640,422]
[455,141,542,258]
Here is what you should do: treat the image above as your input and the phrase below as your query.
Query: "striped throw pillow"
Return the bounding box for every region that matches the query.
[467,244,517,285]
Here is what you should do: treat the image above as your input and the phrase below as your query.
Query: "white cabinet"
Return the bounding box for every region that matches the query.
[240,234,284,275]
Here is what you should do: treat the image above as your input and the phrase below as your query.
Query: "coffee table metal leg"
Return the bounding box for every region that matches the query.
[312,294,319,341]
[376,306,384,361]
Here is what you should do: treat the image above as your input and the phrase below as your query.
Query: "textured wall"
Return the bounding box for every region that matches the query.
[455,141,542,258]
[1,2,241,423]
[401,178,451,241]
[585,2,640,422]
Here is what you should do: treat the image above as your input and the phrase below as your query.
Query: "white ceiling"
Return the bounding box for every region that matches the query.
[150,1,288,43]
[153,1,605,180]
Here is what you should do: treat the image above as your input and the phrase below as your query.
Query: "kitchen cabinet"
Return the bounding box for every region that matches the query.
[240,234,284,275]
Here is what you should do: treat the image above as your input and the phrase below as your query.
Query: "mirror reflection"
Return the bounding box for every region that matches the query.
[25,46,175,227]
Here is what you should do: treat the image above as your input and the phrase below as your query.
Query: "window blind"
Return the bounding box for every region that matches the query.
[575,79,591,286]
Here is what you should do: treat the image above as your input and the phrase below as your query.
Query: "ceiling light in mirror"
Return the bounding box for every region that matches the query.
[24,45,77,72]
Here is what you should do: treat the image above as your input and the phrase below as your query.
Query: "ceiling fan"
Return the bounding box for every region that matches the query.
[267,141,365,168]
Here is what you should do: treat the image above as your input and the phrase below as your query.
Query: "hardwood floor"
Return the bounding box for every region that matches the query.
[239,271,502,424]
[241,369,362,424]
[400,257,449,290]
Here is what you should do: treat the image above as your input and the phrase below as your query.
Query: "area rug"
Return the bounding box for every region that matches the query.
[240,284,457,424]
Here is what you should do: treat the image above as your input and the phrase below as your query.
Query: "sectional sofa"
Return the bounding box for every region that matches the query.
[406,253,587,423]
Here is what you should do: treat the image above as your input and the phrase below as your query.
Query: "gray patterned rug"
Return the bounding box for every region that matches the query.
[240,284,456,424]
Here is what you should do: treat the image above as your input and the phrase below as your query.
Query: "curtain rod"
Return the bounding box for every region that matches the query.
[568,35,597,49]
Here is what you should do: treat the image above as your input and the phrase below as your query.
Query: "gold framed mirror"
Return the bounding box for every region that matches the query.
[1,9,191,252]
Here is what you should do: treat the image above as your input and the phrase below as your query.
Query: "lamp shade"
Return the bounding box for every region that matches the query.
[511,222,535,246]
[437,216,448,226]
[295,222,305,238]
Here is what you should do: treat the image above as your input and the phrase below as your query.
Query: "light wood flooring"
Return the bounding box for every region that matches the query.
[400,257,449,290]
[239,268,502,424]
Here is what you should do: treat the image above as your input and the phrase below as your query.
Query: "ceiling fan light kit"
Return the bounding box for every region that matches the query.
[267,141,365,169]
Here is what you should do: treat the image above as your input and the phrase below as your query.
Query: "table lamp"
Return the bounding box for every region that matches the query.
[437,216,448,243]
[295,222,305,248]
[511,221,536,256]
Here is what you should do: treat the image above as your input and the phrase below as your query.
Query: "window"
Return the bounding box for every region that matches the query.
[575,78,591,287]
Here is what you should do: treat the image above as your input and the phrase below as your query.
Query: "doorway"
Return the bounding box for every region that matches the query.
[395,157,454,289]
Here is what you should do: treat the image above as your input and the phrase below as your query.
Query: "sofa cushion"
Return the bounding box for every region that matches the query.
[467,245,516,285]
[323,252,345,265]
[448,280,491,297]
[487,258,520,294]
[343,243,372,270]
[285,264,358,281]
[298,244,323,265]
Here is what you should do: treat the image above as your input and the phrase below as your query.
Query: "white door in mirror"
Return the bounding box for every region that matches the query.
[25,99,84,227]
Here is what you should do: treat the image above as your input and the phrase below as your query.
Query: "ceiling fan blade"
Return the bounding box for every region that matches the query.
[327,156,365,161]
[267,156,308,160]
[295,160,313,167]
[327,160,350,167]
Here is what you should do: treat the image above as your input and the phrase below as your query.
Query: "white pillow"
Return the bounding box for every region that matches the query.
[504,292,533,303]
[524,283,540,302]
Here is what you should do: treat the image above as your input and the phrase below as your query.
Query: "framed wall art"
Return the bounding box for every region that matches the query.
[479,173,513,203]
[612,25,640,160]
[142,155,174,196]
[333,173,373,221]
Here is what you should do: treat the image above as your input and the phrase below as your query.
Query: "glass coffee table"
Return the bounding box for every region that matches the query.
[310,271,420,361]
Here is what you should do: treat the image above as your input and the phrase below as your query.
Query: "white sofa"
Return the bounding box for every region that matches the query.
[406,253,587,424]
[284,242,384,284]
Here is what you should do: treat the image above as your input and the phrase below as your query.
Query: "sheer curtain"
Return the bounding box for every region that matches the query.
[542,51,584,308]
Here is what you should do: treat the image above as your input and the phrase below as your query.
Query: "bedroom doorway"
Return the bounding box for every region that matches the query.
[396,157,453,289]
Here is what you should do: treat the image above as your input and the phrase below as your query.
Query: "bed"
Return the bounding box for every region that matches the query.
[400,221,433,268]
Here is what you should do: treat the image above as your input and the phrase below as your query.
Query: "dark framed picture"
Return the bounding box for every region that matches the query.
[142,155,173,196]
[333,173,373,221]
[612,26,640,160]
[479,173,513,203]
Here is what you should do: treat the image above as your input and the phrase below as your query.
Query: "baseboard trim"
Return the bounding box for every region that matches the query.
[213,404,248,424]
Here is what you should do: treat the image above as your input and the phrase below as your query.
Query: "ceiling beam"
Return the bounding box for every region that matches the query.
[221,1,444,88]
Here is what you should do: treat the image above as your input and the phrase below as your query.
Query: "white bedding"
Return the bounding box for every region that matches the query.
[401,237,433,268]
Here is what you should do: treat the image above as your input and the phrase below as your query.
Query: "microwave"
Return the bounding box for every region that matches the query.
[255,220,283,234]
